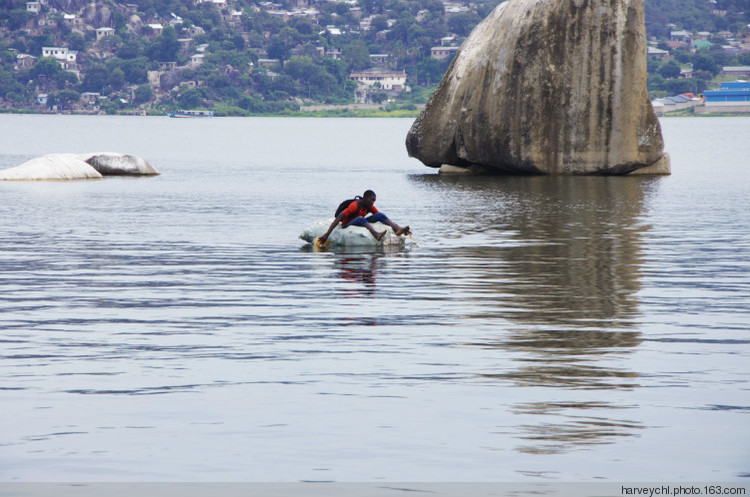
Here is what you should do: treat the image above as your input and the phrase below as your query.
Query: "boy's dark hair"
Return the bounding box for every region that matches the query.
[363,190,376,199]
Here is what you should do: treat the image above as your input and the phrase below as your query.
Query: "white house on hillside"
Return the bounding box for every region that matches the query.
[148,23,163,35]
[96,27,115,41]
[349,68,407,91]
[431,46,458,60]
[42,47,77,68]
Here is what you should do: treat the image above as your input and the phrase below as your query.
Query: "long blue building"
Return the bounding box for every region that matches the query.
[703,81,750,105]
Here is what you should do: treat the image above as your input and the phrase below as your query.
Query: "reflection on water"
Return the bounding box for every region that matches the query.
[409,173,651,452]
[335,255,379,297]
[512,401,643,455]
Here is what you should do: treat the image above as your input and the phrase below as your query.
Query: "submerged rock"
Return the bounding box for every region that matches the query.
[0,154,102,181]
[80,153,160,176]
[406,0,669,175]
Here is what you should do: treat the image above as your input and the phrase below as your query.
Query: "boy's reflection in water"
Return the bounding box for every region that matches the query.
[334,253,380,298]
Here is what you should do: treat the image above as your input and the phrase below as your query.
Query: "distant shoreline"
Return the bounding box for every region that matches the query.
[0,108,424,118]
[1,108,748,118]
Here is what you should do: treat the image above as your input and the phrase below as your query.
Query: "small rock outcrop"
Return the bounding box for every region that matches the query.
[81,3,114,28]
[48,0,88,13]
[0,153,159,181]
[80,153,160,176]
[159,72,181,91]
[406,0,669,175]
[0,155,102,181]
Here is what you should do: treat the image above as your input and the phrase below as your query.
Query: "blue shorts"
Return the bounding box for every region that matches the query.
[344,212,389,228]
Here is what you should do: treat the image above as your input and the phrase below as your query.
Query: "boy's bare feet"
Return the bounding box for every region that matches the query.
[395,226,410,236]
[376,230,387,241]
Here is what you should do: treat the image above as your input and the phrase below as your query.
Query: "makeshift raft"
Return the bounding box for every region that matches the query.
[300,219,410,248]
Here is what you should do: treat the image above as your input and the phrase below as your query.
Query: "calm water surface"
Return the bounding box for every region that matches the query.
[0,115,748,481]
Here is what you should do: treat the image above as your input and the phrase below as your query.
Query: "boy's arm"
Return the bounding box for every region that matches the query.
[319,212,346,242]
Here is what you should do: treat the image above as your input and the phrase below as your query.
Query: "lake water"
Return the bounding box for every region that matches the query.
[0,115,748,483]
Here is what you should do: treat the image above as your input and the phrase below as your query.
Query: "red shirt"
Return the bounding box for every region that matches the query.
[341,200,379,226]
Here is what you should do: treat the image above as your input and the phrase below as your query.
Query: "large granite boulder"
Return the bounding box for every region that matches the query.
[0,154,102,181]
[406,0,669,175]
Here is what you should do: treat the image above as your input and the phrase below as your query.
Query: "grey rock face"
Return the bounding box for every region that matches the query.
[48,0,89,13]
[80,153,160,176]
[81,3,114,29]
[406,0,667,175]
[159,72,181,91]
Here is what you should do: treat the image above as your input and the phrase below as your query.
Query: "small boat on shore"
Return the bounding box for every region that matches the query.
[166,110,214,118]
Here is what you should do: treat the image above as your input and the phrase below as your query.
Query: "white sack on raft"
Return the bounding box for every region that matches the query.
[300,219,409,248]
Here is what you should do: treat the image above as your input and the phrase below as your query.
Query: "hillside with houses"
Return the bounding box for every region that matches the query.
[0,0,748,115]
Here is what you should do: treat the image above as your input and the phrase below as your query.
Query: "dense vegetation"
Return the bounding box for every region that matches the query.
[0,0,748,114]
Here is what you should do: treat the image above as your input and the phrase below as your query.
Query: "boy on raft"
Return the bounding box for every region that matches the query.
[318,190,410,243]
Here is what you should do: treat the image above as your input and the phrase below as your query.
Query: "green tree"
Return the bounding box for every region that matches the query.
[371,92,388,103]
[267,35,291,62]
[289,18,316,37]
[68,32,87,52]
[267,73,296,99]
[370,15,389,32]
[117,39,142,59]
[179,87,204,108]
[426,0,445,15]
[134,84,153,104]
[148,25,180,62]
[647,73,665,92]
[447,12,481,36]
[6,9,32,30]
[360,0,386,15]
[416,57,447,85]
[30,57,63,80]
[279,26,302,46]
[99,34,123,52]
[121,57,151,84]
[665,78,695,95]
[284,55,317,81]
[320,58,349,82]
[658,60,681,79]
[49,89,81,109]
[112,11,127,32]
[4,91,26,105]
[81,65,108,92]
[107,67,126,90]
[54,70,79,88]
[0,68,26,100]
[693,54,720,76]
[230,34,245,50]
[343,40,370,70]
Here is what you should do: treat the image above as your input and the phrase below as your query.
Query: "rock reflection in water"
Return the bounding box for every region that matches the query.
[411,173,655,453]
[512,401,643,455]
